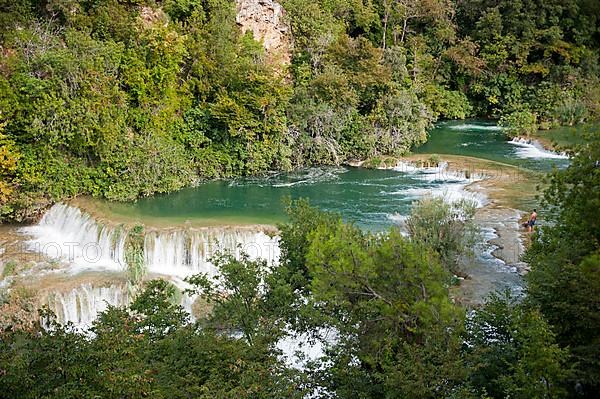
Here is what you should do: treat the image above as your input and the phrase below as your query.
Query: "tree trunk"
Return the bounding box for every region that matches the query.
[400,18,408,44]
[412,45,419,82]
[382,1,389,49]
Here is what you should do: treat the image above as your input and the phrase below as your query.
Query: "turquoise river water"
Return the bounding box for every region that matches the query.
[4,120,585,329]
[92,120,571,230]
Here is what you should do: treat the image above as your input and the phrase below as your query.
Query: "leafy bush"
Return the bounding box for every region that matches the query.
[555,98,588,126]
[525,132,600,393]
[466,292,570,398]
[422,84,473,120]
[1,260,17,278]
[125,224,146,294]
[427,154,440,166]
[499,109,538,137]
[406,197,479,276]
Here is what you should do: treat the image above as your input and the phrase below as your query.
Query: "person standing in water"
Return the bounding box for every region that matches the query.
[527,209,537,232]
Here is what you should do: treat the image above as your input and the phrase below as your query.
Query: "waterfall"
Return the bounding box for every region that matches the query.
[22,203,280,279]
[387,161,488,208]
[43,281,198,329]
[21,203,280,329]
[45,283,130,329]
[21,203,126,273]
[144,228,279,279]
[509,137,568,159]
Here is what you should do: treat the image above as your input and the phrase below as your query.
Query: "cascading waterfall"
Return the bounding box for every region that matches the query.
[45,283,130,328]
[21,203,127,272]
[22,203,280,279]
[43,281,198,328]
[509,137,568,159]
[391,161,489,207]
[22,203,280,328]
[144,228,279,279]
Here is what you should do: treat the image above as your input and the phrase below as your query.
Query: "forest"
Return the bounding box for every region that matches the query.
[1,0,599,221]
[0,1,599,398]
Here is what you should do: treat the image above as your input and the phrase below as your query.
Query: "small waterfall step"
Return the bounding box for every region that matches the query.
[20,203,280,279]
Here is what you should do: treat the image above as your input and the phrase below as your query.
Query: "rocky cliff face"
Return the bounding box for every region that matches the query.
[235,0,291,66]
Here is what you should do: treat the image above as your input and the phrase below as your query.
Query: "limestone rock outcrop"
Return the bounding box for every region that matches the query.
[235,0,291,65]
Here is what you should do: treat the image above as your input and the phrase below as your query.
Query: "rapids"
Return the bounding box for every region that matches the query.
[2,120,577,329]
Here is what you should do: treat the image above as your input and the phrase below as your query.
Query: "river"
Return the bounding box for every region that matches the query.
[0,120,575,327]
[73,120,569,230]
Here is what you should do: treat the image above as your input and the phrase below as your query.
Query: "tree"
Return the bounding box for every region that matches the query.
[525,130,600,396]
[465,292,570,399]
[305,220,466,397]
[0,279,306,398]
[406,197,479,276]
[0,115,19,205]
[186,251,292,347]
[276,198,341,292]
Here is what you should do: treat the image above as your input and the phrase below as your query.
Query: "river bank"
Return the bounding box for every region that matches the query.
[385,153,534,305]
[0,153,536,318]
[4,116,574,323]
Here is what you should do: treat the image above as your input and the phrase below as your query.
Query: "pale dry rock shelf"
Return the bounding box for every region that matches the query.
[236,0,292,65]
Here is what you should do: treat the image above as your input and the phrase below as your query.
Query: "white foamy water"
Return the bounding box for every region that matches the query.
[231,167,347,188]
[145,229,279,279]
[388,185,485,208]
[20,203,280,330]
[509,137,568,159]
[393,161,486,183]
[448,124,504,131]
[477,227,507,267]
[386,213,408,224]
[392,160,433,173]
[386,213,410,236]
[43,280,198,329]
[277,327,337,371]
[21,203,127,273]
[387,161,487,208]
[167,277,198,320]
[44,283,130,329]
[22,203,280,279]
[429,184,485,206]
[277,332,327,370]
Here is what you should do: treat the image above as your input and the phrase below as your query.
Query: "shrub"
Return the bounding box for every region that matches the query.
[499,110,538,137]
[406,197,479,276]
[555,98,588,126]
[1,260,18,277]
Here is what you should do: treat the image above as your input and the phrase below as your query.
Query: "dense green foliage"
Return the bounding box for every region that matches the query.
[1,0,598,221]
[525,130,600,396]
[406,197,478,275]
[465,292,570,398]
[0,280,306,399]
[0,0,293,221]
[1,2,599,395]
[457,0,600,133]
[186,251,293,347]
[303,220,466,397]
[1,197,576,398]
